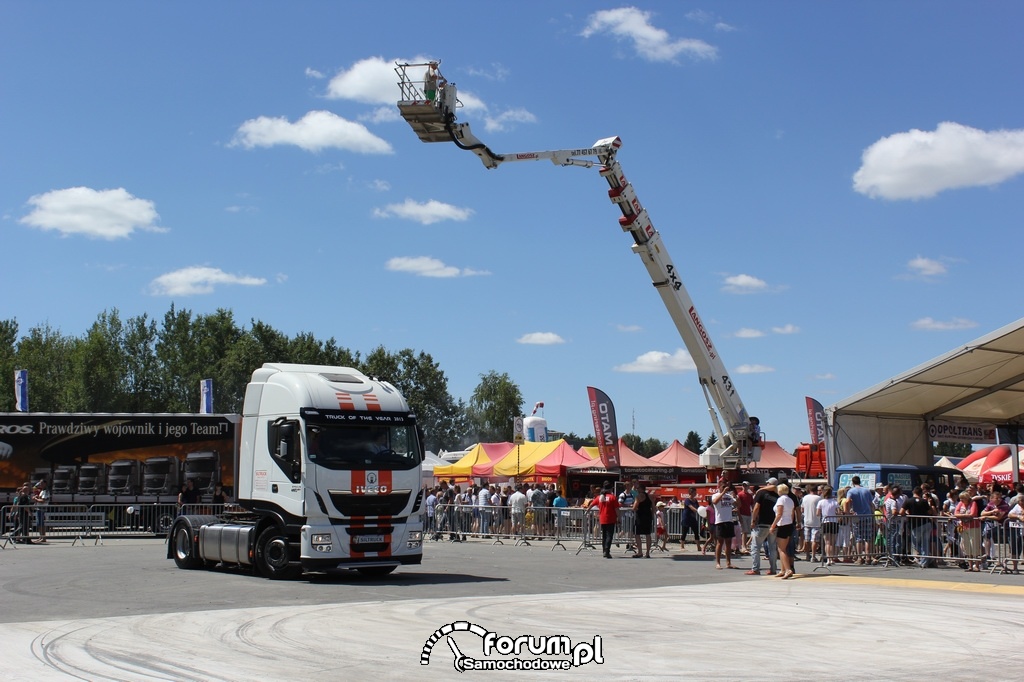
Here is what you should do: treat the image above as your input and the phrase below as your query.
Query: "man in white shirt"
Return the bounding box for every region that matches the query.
[801,485,823,562]
[508,484,529,536]
[477,484,493,536]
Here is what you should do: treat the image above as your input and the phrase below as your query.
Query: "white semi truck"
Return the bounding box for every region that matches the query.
[396,62,762,469]
[167,363,425,579]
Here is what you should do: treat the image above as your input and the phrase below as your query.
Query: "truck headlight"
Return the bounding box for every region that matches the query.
[407,530,422,548]
[311,533,332,545]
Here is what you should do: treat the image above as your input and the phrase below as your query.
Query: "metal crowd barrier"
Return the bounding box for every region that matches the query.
[810,511,1024,575]
[1,503,232,548]
[428,504,594,550]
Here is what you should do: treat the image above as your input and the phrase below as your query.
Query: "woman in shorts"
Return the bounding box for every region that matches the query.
[770,483,797,579]
[817,486,839,565]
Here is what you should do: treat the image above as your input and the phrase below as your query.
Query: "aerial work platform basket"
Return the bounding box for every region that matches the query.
[395,61,459,143]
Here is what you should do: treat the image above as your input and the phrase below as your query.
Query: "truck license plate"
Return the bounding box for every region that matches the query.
[355,534,384,544]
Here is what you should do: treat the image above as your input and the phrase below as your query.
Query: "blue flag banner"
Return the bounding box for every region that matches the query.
[15,369,28,412]
[200,378,213,414]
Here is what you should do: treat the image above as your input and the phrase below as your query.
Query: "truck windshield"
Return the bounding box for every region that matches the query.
[186,460,217,472]
[147,461,171,474]
[306,424,418,471]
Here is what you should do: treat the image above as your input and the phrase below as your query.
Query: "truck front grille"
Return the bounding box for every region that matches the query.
[328,491,411,517]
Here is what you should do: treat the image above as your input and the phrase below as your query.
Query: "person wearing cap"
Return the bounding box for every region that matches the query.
[747,477,780,575]
[655,501,668,551]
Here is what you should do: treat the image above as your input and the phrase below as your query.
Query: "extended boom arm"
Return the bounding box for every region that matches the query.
[396,62,760,467]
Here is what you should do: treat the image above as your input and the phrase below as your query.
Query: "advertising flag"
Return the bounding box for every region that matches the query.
[200,378,213,414]
[587,386,620,469]
[805,396,826,446]
[14,369,28,412]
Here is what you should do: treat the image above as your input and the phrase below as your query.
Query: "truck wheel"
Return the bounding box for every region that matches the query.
[172,525,202,569]
[255,526,300,580]
[357,566,397,577]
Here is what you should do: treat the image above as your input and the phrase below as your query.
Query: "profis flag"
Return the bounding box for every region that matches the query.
[200,378,213,414]
[587,386,620,469]
[14,369,28,412]
[805,396,826,447]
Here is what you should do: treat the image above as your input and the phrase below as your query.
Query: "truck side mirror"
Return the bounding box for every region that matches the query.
[417,426,427,462]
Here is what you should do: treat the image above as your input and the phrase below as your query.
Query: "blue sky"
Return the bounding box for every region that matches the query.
[2,2,1022,452]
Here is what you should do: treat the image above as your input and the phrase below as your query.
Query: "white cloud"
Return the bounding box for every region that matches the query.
[814,373,836,380]
[483,107,538,133]
[853,122,1024,200]
[517,332,565,345]
[372,199,473,225]
[772,324,799,335]
[617,324,643,332]
[722,273,767,294]
[581,7,718,62]
[325,56,405,105]
[20,187,166,240]
[736,364,774,374]
[734,328,764,338]
[231,110,393,154]
[912,317,978,331]
[614,349,697,373]
[906,256,947,278]
[369,179,391,192]
[305,67,325,79]
[149,266,266,296]
[714,22,737,32]
[386,256,488,278]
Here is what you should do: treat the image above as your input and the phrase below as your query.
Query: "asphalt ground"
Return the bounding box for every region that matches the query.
[1,535,1022,681]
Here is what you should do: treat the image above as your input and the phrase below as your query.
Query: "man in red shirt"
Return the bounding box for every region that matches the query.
[736,481,754,554]
[594,481,620,559]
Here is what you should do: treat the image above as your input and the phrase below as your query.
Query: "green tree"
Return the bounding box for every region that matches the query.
[122,313,162,411]
[73,309,131,410]
[933,442,973,459]
[361,346,468,452]
[15,323,81,411]
[684,430,704,454]
[561,432,595,449]
[0,319,18,411]
[704,432,718,451]
[641,437,667,457]
[622,433,643,454]
[467,371,523,442]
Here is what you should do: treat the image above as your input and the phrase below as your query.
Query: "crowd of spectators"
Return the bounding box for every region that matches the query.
[421,475,1024,576]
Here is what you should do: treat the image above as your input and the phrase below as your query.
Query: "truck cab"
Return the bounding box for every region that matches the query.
[77,462,107,495]
[52,465,78,494]
[170,364,425,580]
[184,451,220,496]
[143,456,181,496]
[108,459,142,496]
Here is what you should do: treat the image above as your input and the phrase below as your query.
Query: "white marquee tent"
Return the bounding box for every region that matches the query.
[828,317,1024,482]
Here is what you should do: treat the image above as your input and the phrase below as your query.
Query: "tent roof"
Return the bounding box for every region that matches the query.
[491,440,584,477]
[741,441,796,470]
[957,444,1024,483]
[650,440,701,468]
[831,317,1024,423]
[432,442,513,478]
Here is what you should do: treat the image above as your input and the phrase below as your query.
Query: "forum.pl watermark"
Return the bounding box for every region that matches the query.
[421,621,605,672]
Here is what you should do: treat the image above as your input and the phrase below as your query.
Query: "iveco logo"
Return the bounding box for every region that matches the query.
[367,472,378,485]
